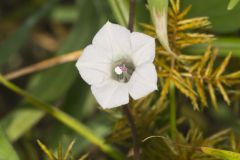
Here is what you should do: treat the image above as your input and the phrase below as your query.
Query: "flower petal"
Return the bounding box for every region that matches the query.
[76,45,111,85]
[92,21,131,60]
[129,63,158,100]
[130,32,155,66]
[91,80,129,109]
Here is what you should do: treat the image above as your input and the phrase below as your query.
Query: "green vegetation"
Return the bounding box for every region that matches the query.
[1,0,240,159]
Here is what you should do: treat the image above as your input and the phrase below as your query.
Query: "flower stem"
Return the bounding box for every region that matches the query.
[128,0,136,32]
[170,81,177,139]
[126,0,140,159]
[122,105,140,160]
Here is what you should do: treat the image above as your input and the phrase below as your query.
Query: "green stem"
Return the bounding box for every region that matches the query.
[0,75,124,160]
[107,0,129,26]
[170,81,177,139]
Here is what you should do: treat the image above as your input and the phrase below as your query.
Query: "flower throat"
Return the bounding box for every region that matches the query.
[112,58,135,83]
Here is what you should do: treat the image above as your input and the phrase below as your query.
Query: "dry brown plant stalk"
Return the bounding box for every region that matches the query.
[4,50,82,80]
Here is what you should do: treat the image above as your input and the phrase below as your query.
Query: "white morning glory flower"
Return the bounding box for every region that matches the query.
[76,21,157,109]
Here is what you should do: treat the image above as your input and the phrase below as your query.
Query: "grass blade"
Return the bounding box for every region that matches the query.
[107,0,129,26]
[0,107,44,142]
[63,140,75,160]
[0,125,19,160]
[201,147,240,160]
[0,75,124,160]
[228,0,240,10]
[37,140,57,160]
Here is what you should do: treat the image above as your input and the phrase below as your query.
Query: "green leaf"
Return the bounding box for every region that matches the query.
[0,75,124,160]
[0,0,104,142]
[26,0,103,102]
[201,147,240,160]
[46,80,95,152]
[0,0,60,65]
[182,0,240,33]
[228,0,240,10]
[50,5,79,23]
[107,0,129,26]
[0,107,44,142]
[184,37,240,57]
[0,125,19,160]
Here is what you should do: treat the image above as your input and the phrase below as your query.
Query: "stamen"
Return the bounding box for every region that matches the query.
[112,58,135,83]
[120,64,128,72]
[115,66,123,75]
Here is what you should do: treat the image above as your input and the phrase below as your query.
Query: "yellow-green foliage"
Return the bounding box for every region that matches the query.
[37,140,88,160]
[142,0,240,110]
[108,0,240,159]
[1,0,240,160]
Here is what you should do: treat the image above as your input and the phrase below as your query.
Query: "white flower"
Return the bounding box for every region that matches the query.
[76,21,157,109]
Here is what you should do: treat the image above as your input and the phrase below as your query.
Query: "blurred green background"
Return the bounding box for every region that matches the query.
[0,0,240,159]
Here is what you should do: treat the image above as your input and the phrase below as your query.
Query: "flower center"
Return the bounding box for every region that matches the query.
[112,58,135,83]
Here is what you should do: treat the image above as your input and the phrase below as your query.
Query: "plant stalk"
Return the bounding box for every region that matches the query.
[170,81,177,139]
[4,50,81,80]
[125,0,140,159]
[122,105,140,160]
[128,0,136,32]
